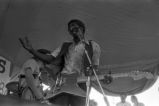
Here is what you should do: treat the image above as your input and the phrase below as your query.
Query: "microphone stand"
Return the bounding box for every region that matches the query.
[84,42,110,106]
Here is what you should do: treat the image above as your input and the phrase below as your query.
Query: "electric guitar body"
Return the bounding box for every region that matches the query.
[46,73,86,99]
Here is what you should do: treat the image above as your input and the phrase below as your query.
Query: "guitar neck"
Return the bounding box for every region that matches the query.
[77,73,128,83]
[77,75,104,83]
[77,71,153,83]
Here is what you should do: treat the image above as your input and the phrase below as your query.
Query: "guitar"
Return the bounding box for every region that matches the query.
[45,73,86,99]
[45,71,154,99]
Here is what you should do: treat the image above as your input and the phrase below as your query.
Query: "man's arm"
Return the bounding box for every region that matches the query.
[28,49,55,64]
[19,37,55,63]
[24,68,43,100]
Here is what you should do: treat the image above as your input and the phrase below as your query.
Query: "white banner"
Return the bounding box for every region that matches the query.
[0,56,11,95]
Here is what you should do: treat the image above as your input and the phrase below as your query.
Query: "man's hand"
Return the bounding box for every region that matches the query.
[19,36,33,51]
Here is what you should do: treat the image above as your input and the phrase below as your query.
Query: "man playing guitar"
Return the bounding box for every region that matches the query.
[19,19,101,106]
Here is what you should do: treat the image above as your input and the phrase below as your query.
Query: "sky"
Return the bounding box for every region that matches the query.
[90,77,159,106]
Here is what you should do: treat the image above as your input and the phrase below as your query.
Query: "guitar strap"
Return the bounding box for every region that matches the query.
[83,40,93,74]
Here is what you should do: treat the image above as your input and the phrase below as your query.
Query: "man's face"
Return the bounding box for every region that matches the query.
[69,22,84,41]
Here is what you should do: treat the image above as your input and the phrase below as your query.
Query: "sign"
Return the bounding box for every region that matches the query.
[0,56,11,95]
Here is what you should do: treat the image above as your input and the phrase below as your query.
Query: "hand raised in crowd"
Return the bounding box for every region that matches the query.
[19,36,33,51]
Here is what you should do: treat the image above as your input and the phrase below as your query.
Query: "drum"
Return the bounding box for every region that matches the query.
[6,81,19,93]
[21,87,36,101]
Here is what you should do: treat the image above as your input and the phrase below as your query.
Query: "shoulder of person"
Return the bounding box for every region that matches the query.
[51,41,73,57]
[22,58,37,67]
[51,41,72,51]
[55,41,72,48]
[61,41,73,48]
[63,40,73,44]
[88,40,101,50]
[88,40,99,45]
[25,58,37,63]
